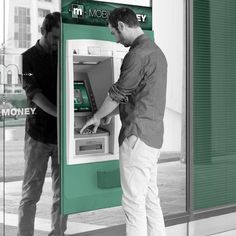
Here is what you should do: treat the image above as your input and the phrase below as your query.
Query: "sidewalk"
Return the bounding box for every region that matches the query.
[0,178,111,235]
[1,161,186,235]
[2,160,235,236]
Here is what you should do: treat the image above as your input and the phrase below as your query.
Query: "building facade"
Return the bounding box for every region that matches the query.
[0,0,60,94]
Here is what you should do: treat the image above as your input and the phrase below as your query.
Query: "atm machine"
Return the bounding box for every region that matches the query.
[60,0,153,215]
[65,39,127,165]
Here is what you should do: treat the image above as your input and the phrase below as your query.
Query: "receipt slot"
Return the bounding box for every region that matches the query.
[60,1,153,215]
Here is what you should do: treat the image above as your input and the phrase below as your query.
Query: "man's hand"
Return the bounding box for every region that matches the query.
[32,93,57,117]
[80,115,100,134]
[80,95,119,134]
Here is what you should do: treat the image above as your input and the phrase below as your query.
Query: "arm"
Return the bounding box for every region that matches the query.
[22,54,57,117]
[80,52,142,134]
[95,95,119,120]
[80,95,119,134]
[108,106,119,117]
[32,93,57,117]
[101,106,119,125]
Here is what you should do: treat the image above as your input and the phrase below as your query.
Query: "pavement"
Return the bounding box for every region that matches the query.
[0,124,186,235]
[0,161,186,236]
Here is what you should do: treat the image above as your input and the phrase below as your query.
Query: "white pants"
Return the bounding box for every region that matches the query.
[119,136,166,236]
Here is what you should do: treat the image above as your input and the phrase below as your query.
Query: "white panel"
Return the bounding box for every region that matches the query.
[88,47,101,56]
[93,0,151,7]
[153,0,186,153]
[212,230,236,236]
[162,108,181,151]
[166,223,187,236]
[189,212,236,236]
[153,0,185,113]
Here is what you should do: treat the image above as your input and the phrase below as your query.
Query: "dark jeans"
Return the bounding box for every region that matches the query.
[17,134,67,236]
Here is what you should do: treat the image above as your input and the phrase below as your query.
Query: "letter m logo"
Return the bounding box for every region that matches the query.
[72,4,84,18]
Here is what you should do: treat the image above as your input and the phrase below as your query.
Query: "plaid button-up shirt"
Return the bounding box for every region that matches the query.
[109,34,167,149]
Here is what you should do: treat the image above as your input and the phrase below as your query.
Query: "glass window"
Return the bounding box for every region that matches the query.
[1,0,60,234]
[26,16,30,24]
[14,15,19,23]
[14,32,19,40]
[38,8,50,18]
[1,0,187,235]
[193,0,236,210]
[7,71,12,85]
[14,7,31,49]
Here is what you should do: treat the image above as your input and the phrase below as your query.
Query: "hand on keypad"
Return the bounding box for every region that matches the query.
[80,115,100,134]
[82,128,93,135]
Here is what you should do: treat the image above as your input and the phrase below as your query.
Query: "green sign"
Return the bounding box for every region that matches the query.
[62,0,152,30]
[71,4,84,18]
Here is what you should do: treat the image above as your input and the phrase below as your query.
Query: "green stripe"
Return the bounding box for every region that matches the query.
[193,0,236,210]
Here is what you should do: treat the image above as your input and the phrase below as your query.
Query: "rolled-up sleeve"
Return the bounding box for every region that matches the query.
[22,54,42,99]
[109,52,142,104]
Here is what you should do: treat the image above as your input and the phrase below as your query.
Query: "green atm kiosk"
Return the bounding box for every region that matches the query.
[60,0,153,215]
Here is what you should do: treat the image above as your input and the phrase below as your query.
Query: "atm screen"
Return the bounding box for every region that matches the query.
[74,81,92,112]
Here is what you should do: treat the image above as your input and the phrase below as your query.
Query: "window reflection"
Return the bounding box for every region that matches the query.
[193,0,236,211]
[1,0,187,234]
[14,7,31,48]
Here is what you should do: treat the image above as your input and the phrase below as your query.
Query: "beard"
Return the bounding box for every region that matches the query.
[117,32,130,47]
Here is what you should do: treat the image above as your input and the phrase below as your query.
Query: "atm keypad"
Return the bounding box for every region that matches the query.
[83,128,93,134]
[75,127,93,135]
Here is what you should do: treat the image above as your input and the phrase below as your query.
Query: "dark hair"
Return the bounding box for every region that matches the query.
[41,12,61,34]
[108,7,139,30]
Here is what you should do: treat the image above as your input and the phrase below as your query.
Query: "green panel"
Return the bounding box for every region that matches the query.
[97,169,121,189]
[193,0,236,210]
[63,162,122,214]
[60,23,154,214]
[61,0,152,30]
[62,23,153,42]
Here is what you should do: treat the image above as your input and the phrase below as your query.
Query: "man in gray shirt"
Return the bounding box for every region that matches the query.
[81,7,167,236]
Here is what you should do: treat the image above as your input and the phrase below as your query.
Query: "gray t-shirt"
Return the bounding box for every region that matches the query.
[109,34,167,149]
